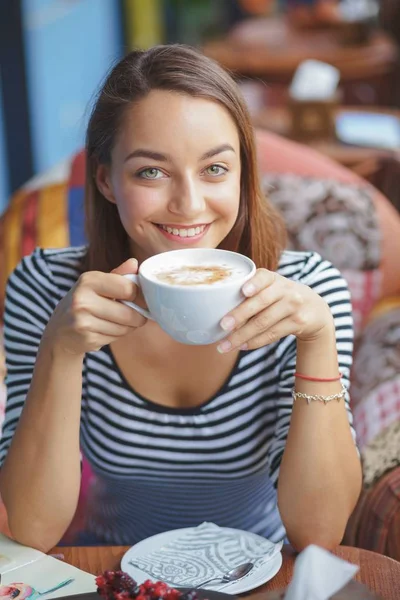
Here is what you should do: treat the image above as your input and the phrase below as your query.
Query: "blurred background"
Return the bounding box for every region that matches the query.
[1,2,400,562]
[0,0,400,213]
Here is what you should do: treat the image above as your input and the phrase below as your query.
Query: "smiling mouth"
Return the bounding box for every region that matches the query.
[155,224,208,238]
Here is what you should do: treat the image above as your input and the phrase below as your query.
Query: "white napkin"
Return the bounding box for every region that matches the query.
[285,545,359,600]
[339,0,379,22]
[129,522,283,588]
[289,60,340,101]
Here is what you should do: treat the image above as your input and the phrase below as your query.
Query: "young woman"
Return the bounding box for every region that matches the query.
[0,45,361,552]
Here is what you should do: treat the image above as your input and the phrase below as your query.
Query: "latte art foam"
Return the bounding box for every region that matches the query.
[153,262,248,286]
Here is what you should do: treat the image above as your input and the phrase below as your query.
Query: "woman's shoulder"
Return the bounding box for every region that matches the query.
[277,250,345,285]
[7,246,87,300]
[36,245,87,273]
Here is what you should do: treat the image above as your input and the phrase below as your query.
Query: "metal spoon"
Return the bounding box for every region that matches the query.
[191,561,254,589]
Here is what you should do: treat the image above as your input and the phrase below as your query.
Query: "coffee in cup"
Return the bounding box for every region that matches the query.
[152,262,249,286]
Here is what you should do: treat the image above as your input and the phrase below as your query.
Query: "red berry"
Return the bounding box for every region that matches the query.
[142,580,154,591]
[153,582,169,598]
[96,570,137,599]
[115,593,132,600]
[165,589,181,600]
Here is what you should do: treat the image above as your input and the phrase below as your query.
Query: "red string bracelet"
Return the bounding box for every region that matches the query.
[294,373,342,382]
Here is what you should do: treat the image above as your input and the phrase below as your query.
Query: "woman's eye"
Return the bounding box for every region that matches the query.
[137,168,164,179]
[205,164,228,177]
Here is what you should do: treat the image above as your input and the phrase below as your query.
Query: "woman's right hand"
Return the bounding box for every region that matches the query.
[42,258,147,356]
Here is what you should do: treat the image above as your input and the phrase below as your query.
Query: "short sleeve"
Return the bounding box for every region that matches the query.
[0,249,61,466]
[266,252,356,487]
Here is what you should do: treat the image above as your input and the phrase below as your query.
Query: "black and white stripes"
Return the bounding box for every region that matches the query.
[1,246,355,545]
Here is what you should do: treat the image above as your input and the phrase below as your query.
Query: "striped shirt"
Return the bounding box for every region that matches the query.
[1,247,355,545]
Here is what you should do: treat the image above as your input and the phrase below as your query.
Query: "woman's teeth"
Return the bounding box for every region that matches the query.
[159,224,206,238]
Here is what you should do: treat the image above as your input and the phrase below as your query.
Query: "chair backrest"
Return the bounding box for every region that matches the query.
[0,151,86,311]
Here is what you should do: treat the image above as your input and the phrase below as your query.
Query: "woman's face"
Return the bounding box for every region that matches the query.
[97,90,242,263]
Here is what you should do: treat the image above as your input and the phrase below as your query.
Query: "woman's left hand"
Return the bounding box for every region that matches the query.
[217,268,334,353]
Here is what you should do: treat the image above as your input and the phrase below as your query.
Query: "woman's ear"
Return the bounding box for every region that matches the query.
[95,164,116,204]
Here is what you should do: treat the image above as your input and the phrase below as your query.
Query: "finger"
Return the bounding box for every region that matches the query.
[75,313,133,338]
[241,268,276,298]
[111,259,147,307]
[218,302,293,353]
[88,294,147,328]
[240,316,300,351]
[220,282,284,332]
[111,258,138,276]
[77,271,138,302]
[111,258,145,305]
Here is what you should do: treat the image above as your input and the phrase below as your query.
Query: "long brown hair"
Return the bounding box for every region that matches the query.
[83,44,286,272]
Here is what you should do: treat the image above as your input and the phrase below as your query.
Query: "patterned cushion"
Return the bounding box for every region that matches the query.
[362,421,400,489]
[262,174,381,270]
[351,303,400,449]
[262,173,382,336]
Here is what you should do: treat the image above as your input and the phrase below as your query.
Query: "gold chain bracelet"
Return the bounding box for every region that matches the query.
[292,383,347,405]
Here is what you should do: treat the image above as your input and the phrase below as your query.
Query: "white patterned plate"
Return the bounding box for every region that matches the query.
[121,527,283,595]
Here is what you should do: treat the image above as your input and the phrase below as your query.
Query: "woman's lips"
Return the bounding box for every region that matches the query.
[155,223,210,244]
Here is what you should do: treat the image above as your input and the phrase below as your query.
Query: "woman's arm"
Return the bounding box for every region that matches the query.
[218,253,362,550]
[0,342,84,551]
[0,255,145,552]
[277,324,362,551]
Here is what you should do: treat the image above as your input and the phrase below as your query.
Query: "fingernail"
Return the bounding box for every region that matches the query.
[243,283,256,296]
[240,343,248,351]
[220,316,235,331]
[217,340,232,353]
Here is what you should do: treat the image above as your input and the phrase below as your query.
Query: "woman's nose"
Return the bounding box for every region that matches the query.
[168,177,206,217]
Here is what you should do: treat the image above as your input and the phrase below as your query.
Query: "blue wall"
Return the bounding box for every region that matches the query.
[0,76,9,214]
[22,0,123,174]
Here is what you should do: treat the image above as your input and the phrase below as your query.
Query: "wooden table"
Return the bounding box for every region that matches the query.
[251,105,400,170]
[202,16,400,106]
[53,544,400,600]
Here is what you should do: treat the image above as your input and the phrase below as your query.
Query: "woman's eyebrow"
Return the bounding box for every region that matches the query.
[124,143,235,163]
[124,149,170,162]
[200,144,235,160]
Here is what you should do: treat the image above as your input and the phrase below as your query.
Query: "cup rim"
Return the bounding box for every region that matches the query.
[138,248,256,290]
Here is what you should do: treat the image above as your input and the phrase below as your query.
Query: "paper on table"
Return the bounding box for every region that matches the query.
[0,534,96,597]
[285,545,359,600]
[0,532,43,573]
[129,522,283,588]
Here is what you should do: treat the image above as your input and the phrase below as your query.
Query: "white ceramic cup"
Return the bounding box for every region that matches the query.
[122,248,256,345]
